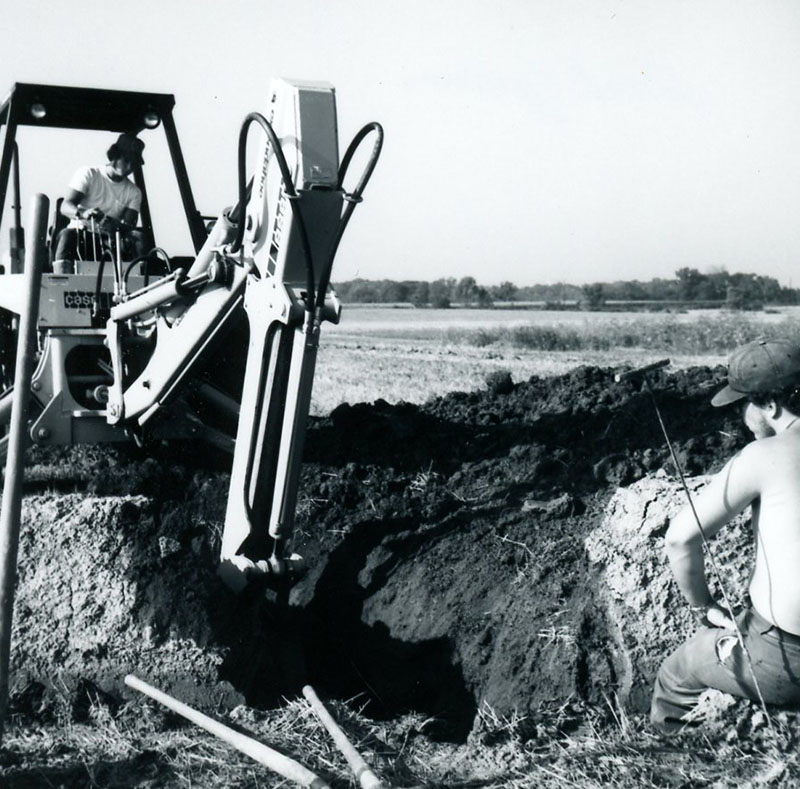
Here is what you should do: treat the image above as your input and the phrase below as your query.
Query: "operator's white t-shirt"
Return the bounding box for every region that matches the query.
[67,166,142,228]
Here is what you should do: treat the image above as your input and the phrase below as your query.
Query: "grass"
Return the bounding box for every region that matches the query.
[332,307,800,353]
[3,692,799,787]
[444,313,800,354]
[309,307,800,415]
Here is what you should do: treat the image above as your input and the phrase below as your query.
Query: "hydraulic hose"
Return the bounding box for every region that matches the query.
[123,247,173,289]
[95,247,172,319]
[229,113,316,313]
[92,247,115,321]
[315,122,384,314]
[93,255,107,319]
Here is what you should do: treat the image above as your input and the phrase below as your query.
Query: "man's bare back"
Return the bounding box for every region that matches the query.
[742,424,800,634]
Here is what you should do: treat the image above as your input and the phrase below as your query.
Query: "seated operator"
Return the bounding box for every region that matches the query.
[651,337,800,733]
[52,132,145,274]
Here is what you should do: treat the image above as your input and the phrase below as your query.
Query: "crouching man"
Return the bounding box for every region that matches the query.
[651,337,800,733]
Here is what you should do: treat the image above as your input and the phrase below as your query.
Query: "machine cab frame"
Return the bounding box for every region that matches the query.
[0,82,207,272]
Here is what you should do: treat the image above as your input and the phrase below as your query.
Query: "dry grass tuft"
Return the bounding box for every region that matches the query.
[3,692,800,787]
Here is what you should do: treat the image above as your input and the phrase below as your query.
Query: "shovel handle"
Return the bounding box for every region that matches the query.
[614,358,670,383]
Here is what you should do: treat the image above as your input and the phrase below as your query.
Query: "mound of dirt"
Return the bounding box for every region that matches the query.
[11,494,236,712]
[4,363,757,738]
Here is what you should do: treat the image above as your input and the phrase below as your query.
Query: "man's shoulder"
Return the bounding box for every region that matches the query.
[68,165,103,189]
[78,165,105,178]
[712,439,767,483]
[735,437,776,462]
[729,432,800,472]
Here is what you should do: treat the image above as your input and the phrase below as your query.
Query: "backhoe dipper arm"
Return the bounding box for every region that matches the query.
[220,81,383,590]
[106,78,382,592]
[220,79,355,591]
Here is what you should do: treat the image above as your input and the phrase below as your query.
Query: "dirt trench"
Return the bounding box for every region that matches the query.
[5,363,749,739]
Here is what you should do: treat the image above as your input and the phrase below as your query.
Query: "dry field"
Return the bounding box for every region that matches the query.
[311,305,800,415]
[5,305,800,787]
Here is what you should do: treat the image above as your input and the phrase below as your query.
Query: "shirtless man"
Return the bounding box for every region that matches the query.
[651,337,800,733]
[53,132,144,273]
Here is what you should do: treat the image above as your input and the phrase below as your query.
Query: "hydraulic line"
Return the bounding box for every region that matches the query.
[93,254,107,319]
[122,246,172,289]
[92,246,116,320]
[315,122,383,315]
[229,112,316,313]
[97,247,174,319]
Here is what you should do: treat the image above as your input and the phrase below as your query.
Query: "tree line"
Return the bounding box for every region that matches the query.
[333,268,800,309]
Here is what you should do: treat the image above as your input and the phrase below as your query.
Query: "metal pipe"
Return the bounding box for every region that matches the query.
[115,230,124,298]
[302,686,385,789]
[124,675,330,789]
[195,381,240,418]
[123,267,184,300]
[0,193,48,742]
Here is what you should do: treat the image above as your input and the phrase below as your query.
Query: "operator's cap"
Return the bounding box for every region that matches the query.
[109,132,145,165]
[711,337,800,407]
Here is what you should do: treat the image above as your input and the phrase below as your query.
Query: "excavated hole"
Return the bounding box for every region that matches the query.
[7,363,751,743]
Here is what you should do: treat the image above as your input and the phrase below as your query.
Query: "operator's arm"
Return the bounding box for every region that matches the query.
[108,185,141,229]
[665,444,761,612]
[60,188,99,221]
[120,207,138,227]
[100,207,139,232]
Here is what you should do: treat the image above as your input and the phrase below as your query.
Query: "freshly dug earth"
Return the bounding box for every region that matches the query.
[6,363,756,739]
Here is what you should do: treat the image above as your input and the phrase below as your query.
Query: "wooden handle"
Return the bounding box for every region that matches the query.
[614,358,670,383]
[125,675,329,788]
[303,685,384,789]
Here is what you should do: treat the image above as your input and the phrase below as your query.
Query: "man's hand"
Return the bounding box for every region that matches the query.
[82,207,104,221]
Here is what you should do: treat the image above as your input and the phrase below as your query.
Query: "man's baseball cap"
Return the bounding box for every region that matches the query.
[711,337,800,407]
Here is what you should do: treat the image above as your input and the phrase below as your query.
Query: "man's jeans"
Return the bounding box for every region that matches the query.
[651,606,800,733]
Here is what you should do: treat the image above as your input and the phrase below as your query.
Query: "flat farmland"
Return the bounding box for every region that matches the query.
[310,304,800,415]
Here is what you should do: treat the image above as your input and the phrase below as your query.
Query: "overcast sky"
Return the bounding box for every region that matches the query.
[3,0,800,286]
